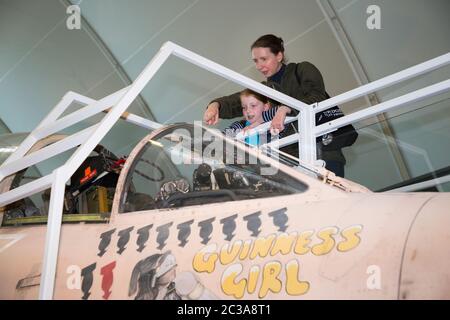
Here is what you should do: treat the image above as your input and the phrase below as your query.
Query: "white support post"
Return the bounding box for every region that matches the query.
[299,105,317,163]
[39,167,67,300]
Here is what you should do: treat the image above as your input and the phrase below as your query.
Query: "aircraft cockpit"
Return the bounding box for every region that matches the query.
[117,124,309,213]
[0,134,121,225]
[0,123,312,225]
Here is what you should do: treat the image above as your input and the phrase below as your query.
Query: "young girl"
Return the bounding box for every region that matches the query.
[224,89,274,146]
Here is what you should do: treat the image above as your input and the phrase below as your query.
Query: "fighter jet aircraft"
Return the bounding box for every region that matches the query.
[0,123,449,300]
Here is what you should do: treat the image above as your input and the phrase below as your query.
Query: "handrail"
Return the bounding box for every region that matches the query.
[0,173,54,205]
[0,125,97,180]
[234,116,297,140]
[315,79,450,136]
[316,52,450,112]
[379,165,450,192]
[388,174,450,192]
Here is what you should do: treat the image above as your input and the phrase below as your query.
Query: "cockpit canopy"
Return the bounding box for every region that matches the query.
[118,124,309,212]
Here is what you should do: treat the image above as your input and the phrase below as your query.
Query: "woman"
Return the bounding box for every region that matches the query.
[203,34,357,177]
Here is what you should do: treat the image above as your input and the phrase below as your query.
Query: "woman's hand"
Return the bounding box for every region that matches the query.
[270,106,291,135]
[203,102,220,125]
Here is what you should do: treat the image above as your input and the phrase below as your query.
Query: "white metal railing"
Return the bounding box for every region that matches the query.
[388,174,450,192]
[315,79,450,136]
[0,42,448,300]
[315,53,450,112]
[235,53,450,158]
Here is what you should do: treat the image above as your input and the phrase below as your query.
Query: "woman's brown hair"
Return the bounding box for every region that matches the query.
[251,34,286,63]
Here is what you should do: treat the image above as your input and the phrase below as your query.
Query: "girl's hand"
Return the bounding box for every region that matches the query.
[270,106,291,135]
